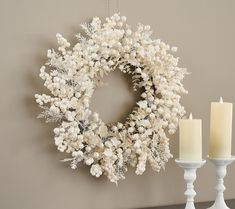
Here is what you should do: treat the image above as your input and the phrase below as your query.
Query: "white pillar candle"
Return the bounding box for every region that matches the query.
[179,113,202,161]
[209,97,233,158]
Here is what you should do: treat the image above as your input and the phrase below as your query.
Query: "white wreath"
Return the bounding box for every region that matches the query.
[35,14,187,184]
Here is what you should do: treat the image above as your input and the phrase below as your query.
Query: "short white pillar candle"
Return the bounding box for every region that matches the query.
[179,113,202,161]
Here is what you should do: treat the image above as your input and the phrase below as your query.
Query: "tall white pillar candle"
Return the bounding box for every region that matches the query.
[179,113,202,161]
[209,97,233,158]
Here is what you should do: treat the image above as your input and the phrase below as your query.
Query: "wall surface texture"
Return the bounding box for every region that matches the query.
[0,0,235,209]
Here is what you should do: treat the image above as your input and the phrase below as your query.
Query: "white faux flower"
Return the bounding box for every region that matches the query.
[137,100,148,109]
[90,164,102,177]
[99,125,108,137]
[104,149,113,157]
[85,158,94,165]
[171,46,178,52]
[111,137,121,147]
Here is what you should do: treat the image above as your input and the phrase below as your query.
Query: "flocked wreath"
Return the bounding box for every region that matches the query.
[35,14,188,184]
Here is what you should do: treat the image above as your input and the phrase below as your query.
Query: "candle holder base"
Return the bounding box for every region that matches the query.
[207,156,235,209]
[207,203,229,209]
[175,159,206,209]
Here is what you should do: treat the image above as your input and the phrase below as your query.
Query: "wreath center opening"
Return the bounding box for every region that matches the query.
[90,69,143,124]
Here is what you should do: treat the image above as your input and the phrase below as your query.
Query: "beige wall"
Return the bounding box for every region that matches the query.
[1,0,235,209]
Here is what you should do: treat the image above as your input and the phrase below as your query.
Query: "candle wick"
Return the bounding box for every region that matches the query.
[189,113,193,120]
[220,97,223,103]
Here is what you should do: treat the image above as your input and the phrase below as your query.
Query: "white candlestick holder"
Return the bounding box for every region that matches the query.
[175,159,206,209]
[207,156,235,209]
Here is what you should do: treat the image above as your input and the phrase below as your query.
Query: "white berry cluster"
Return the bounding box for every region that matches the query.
[35,13,188,184]
[90,164,103,177]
